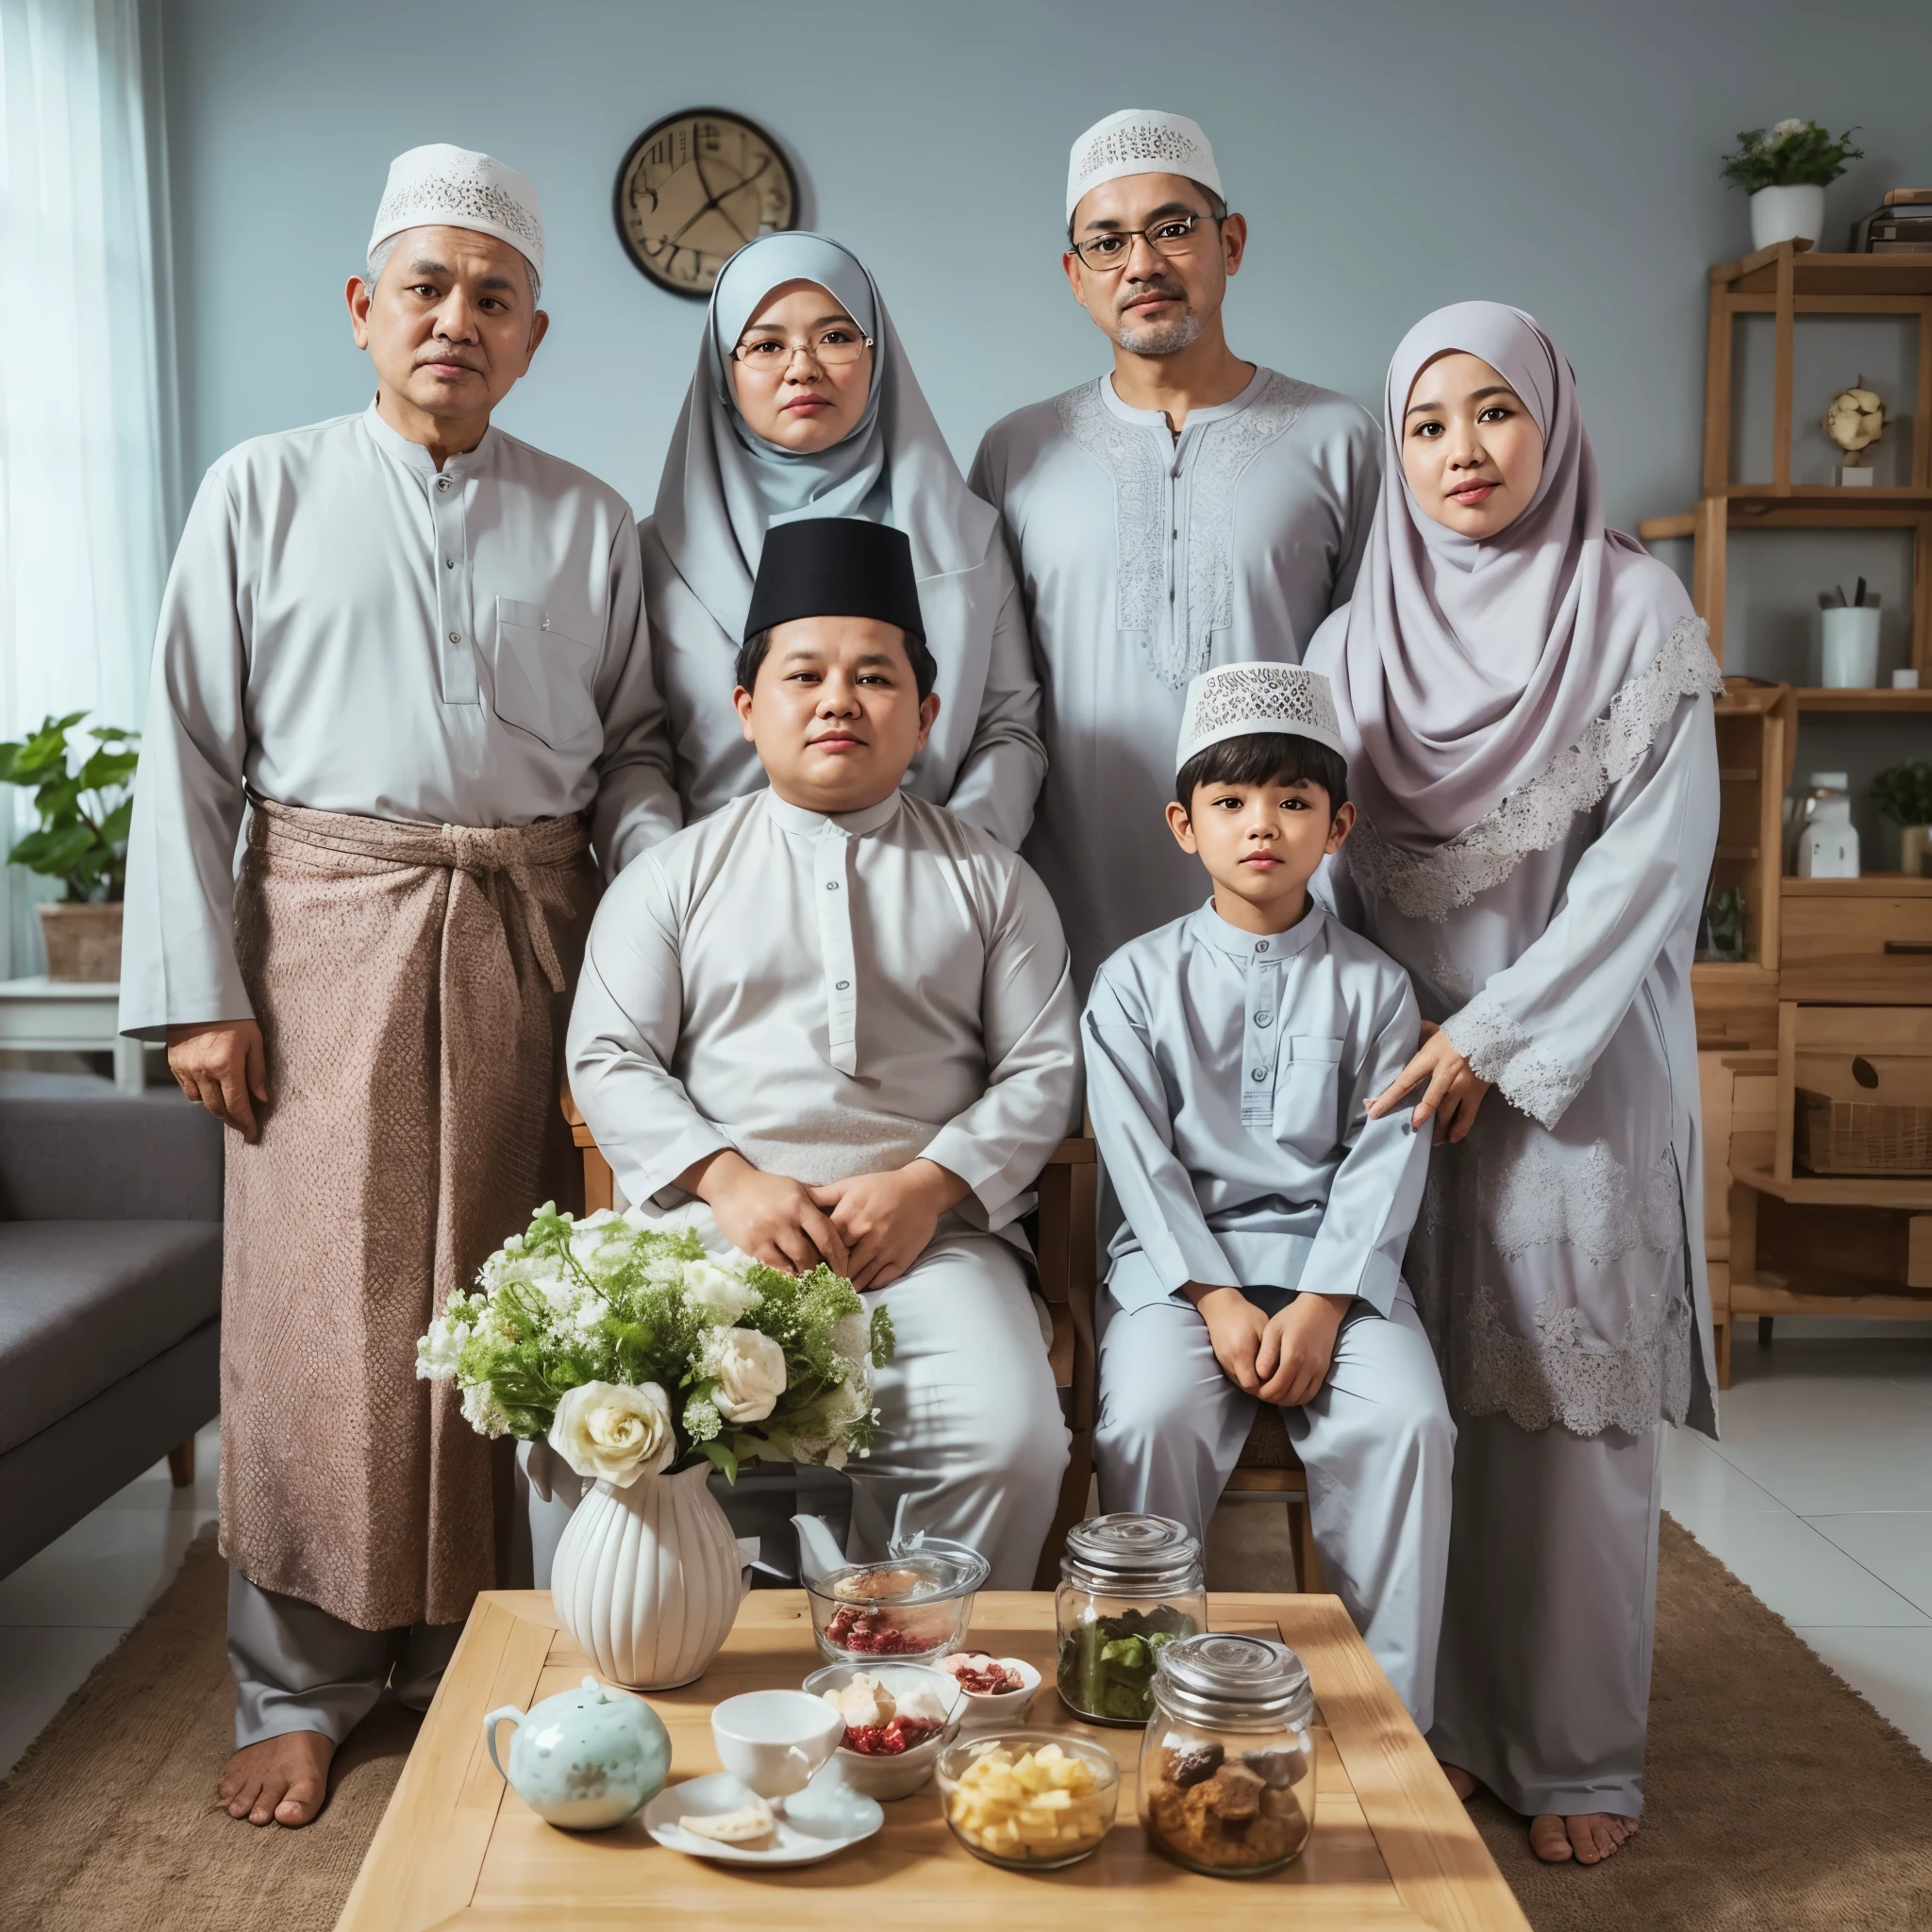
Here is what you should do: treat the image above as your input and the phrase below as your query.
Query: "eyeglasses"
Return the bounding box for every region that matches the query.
[731,326,874,371]
[1069,211,1220,273]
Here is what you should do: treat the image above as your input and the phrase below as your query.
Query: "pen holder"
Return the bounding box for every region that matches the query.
[1821,607,1882,689]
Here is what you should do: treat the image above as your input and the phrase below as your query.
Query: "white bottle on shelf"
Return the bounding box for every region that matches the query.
[1793,773,1860,879]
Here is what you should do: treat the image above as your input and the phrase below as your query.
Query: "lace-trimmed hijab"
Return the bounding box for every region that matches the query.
[651,232,993,654]
[1311,303,1716,918]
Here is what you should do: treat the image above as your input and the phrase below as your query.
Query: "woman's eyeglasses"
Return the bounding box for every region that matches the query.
[1070,211,1219,273]
[732,327,874,371]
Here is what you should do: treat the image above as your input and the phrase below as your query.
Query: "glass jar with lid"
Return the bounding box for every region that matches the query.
[1138,1632,1315,1877]
[1055,1513,1206,1725]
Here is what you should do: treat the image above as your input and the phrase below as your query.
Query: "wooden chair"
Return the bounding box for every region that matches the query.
[558,1088,1317,1592]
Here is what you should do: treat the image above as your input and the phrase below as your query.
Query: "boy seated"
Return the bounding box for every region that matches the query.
[1085,663,1452,1722]
[566,516,1076,1587]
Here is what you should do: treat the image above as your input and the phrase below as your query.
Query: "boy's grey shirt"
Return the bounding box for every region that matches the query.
[1084,894,1429,1314]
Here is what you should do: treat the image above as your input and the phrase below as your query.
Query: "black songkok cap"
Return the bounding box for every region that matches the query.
[743,517,925,645]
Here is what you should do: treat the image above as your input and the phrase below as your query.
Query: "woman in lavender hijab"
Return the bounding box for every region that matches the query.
[1307,302,1724,1867]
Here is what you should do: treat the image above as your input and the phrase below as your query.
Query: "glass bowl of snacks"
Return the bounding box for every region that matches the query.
[802,1660,965,1802]
[939,1651,1042,1728]
[805,1541,991,1665]
[1055,1514,1206,1726]
[1138,1633,1314,1878]
[936,1730,1120,1870]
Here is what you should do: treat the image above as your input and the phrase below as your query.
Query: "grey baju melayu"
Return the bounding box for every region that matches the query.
[1323,672,1722,1815]
[565,788,1079,1587]
[1084,897,1451,1724]
[969,369,1377,988]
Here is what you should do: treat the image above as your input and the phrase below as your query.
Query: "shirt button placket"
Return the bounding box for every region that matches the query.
[817,832,859,1076]
[434,470,478,706]
[1243,947,1280,1130]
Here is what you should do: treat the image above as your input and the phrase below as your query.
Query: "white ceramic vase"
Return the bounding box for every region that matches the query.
[550,1462,748,1690]
[1750,183,1826,251]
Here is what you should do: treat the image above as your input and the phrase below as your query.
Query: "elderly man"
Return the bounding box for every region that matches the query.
[120,144,676,1829]
[971,110,1379,991]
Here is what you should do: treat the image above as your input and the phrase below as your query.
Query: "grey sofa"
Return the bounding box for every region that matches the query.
[0,1071,223,1577]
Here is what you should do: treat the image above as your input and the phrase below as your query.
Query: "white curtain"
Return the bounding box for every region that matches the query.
[0,0,175,974]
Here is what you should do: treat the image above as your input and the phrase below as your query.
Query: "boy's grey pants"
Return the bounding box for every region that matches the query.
[1093,1282,1454,1729]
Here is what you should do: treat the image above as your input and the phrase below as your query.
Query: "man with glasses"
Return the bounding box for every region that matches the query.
[971,109,1377,991]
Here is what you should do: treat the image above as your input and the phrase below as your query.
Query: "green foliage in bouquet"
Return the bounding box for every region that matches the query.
[417,1204,893,1485]
[1720,119,1862,192]
[0,712,140,903]
[1873,760,1932,827]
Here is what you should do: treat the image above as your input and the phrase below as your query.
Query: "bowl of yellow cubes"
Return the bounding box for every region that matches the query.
[935,1730,1120,1870]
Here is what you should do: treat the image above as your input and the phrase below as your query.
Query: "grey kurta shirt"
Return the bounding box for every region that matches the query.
[1084,896,1429,1316]
[120,404,679,1039]
[566,788,1078,1231]
[641,518,1046,850]
[970,368,1378,988]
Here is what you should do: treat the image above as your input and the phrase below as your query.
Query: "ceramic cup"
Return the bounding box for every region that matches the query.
[1821,606,1882,689]
[711,1690,844,1808]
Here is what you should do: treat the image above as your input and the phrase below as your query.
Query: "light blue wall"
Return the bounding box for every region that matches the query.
[158,0,1932,543]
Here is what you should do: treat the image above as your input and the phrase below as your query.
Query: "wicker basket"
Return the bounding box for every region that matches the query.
[1794,1089,1932,1176]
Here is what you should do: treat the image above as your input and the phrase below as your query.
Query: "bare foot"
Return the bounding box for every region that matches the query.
[1440,1762,1477,1801]
[218,1730,335,1826]
[1531,1810,1638,1865]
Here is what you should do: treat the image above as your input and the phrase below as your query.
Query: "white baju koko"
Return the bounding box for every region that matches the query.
[970,369,1377,988]
[565,787,1079,1587]
[1084,897,1451,1723]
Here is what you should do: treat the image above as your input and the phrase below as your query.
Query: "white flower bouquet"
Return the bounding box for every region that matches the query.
[417,1203,893,1488]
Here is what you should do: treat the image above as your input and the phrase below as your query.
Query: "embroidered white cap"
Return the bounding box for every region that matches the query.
[1066,108,1223,224]
[368,143,545,279]
[1175,663,1346,775]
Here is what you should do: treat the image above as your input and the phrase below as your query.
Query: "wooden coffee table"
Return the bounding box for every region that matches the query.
[335,1590,1527,1931]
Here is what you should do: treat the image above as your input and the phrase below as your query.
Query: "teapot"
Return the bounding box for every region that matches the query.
[484,1674,672,1830]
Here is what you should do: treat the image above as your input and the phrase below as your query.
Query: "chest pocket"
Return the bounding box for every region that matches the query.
[491,596,603,756]
[1278,1034,1344,1141]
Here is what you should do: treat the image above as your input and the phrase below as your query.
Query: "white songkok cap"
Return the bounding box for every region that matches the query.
[369,142,545,278]
[1175,663,1346,775]
[1066,108,1223,223]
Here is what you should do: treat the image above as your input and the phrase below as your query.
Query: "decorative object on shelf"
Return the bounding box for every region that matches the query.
[1791,772,1861,878]
[1820,581,1883,688]
[614,108,798,298]
[0,711,139,983]
[1873,760,1932,879]
[484,1674,673,1830]
[417,1205,892,1688]
[1821,378,1885,484]
[1721,118,1863,250]
[1701,884,1749,962]
[1895,671,1923,691]
[1851,189,1932,254]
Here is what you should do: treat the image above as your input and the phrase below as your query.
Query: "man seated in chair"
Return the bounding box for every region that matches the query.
[1084,663,1452,1724]
[565,517,1076,1586]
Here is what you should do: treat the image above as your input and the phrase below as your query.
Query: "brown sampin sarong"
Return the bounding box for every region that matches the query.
[220,799,597,1630]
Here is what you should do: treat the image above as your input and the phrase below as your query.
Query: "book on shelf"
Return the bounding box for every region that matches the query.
[1851,201,1932,252]
[1882,189,1932,207]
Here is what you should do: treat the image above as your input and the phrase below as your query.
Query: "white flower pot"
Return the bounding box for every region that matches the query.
[1750,183,1826,251]
[550,1462,748,1690]
[1820,606,1882,688]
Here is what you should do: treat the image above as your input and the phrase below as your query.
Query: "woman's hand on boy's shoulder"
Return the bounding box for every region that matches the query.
[1366,1019,1491,1144]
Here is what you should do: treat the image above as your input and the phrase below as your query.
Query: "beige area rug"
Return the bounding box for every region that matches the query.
[2,1517,1929,1931]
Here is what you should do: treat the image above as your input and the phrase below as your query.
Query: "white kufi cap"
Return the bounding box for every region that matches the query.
[1176,663,1346,776]
[1066,108,1222,223]
[369,142,544,278]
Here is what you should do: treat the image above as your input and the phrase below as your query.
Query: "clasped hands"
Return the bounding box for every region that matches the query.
[1189,1283,1352,1408]
[677,1148,969,1291]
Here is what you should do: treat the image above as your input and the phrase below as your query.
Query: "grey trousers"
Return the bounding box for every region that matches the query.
[1426,1407,1665,1818]
[529,1217,1071,1592]
[227,1572,464,1748]
[1093,1283,1454,1728]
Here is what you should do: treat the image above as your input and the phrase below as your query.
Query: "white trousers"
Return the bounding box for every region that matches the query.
[227,1572,461,1748]
[1093,1284,1454,1728]
[530,1213,1071,1592]
[1427,1407,1664,1818]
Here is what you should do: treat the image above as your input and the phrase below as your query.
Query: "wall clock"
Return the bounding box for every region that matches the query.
[614,108,799,299]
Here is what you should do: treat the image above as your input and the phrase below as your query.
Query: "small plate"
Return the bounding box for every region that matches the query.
[941,1655,1043,1729]
[643,1769,884,1868]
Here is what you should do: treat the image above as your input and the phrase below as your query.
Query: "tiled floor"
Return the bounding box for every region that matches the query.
[5,1324,1932,1779]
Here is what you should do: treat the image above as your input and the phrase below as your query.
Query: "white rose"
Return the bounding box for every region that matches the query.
[1773,116,1806,138]
[548,1381,675,1487]
[713,1327,788,1424]
[684,1258,761,1325]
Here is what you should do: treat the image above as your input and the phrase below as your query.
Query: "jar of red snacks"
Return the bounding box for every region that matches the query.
[805,1541,990,1665]
[1137,1633,1314,1877]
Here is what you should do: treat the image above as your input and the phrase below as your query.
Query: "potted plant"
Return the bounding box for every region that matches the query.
[0,712,140,982]
[1722,119,1863,252]
[1873,759,1932,879]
